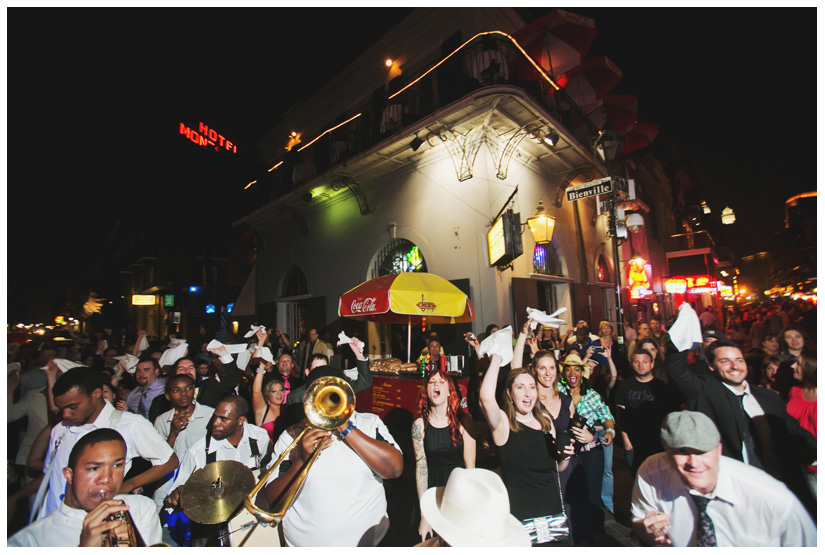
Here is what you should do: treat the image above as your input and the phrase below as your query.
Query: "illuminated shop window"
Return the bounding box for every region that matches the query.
[369,239,427,279]
[532,241,564,277]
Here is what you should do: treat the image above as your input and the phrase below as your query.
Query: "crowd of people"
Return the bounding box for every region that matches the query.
[6,297,817,547]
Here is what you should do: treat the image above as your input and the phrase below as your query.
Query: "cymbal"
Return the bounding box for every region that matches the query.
[181,460,256,524]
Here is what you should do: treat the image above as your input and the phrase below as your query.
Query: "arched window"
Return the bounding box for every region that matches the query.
[368,239,427,279]
[280,266,308,298]
[532,241,565,277]
[597,255,611,282]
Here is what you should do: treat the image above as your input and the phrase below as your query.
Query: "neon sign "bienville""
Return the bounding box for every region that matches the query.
[179,122,238,153]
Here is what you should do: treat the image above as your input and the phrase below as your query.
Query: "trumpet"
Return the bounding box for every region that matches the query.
[243,375,355,525]
[99,491,168,547]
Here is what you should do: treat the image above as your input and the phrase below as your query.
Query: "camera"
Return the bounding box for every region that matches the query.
[592,345,605,353]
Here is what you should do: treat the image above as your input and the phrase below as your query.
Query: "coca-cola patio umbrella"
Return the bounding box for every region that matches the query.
[338,272,475,362]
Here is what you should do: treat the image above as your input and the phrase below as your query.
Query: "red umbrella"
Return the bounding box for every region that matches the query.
[558,55,622,107]
[513,9,597,77]
[621,122,659,154]
[587,95,638,134]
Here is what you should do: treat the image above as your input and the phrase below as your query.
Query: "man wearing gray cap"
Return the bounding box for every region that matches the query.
[631,411,816,547]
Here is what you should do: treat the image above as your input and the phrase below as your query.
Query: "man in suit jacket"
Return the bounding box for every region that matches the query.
[299,328,333,372]
[666,339,816,517]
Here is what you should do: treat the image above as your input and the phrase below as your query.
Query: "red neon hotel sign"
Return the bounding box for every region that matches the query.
[179,121,237,153]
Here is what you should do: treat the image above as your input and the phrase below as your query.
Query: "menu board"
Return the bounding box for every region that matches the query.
[356,375,469,419]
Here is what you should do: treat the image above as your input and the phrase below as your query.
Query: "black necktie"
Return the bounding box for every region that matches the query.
[737,394,763,470]
[690,495,717,547]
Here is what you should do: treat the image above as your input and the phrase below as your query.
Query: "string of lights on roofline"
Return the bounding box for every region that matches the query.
[247,30,562,186]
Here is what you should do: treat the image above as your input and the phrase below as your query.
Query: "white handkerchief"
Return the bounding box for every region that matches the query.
[337,331,365,355]
[343,367,358,380]
[236,345,257,371]
[114,354,139,374]
[137,336,149,354]
[256,346,274,364]
[41,359,82,373]
[244,325,267,339]
[669,303,703,352]
[479,326,514,366]
[206,340,247,354]
[526,307,568,330]
[159,341,188,368]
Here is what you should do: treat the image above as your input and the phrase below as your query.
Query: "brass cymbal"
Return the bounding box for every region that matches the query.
[181,460,256,524]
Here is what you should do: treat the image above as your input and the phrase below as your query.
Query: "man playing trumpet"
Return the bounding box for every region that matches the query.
[8,428,162,546]
[257,364,403,546]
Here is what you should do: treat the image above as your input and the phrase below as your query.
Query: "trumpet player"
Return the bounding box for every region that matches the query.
[258,365,403,547]
[8,428,162,546]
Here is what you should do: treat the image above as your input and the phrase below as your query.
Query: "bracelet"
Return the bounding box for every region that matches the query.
[339,421,356,439]
[256,368,266,375]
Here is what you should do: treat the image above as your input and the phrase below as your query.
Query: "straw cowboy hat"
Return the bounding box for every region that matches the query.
[419,468,530,547]
[559,351,585,368]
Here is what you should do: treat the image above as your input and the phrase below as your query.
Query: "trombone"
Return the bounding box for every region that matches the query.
[244,375,355,525]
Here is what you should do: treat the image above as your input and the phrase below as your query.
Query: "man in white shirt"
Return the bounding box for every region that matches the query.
[259,366,403,547]
[151,374,215,508]
[36,367,178,519]
[9,428,163,546]
[165,395,270,507]
[631,411,816,547]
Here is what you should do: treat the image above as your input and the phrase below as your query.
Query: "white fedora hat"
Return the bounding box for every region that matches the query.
[419,468,530,547]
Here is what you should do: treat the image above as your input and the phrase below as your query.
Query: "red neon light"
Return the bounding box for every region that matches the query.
[179,122,238,153]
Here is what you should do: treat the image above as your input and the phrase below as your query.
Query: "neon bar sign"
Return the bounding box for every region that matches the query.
[665,276,719,295]
[179,122,237,153]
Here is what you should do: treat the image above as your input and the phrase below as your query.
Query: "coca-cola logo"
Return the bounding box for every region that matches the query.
[350,297,378,313]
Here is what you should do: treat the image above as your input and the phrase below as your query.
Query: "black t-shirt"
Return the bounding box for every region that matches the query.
[614,377,679,459]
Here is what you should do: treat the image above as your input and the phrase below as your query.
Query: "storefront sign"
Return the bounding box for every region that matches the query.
[487,212,523,267]
[132,295,156,306]
[627,259,652,299]
[665,275,719,295]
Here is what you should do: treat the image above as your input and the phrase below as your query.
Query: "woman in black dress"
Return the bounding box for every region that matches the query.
[480,350,574,546]
[412,368,476,541]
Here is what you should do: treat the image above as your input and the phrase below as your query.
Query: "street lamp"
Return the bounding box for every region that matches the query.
[526,200,556,244]
[593,119,627,356]
[721,206,736,225]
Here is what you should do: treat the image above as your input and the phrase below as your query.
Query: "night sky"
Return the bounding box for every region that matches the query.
[5,7,816,323]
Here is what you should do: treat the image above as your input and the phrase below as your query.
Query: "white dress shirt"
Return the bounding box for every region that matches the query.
[151,402,215,508]
[38,401,175,519]
[9,494,162,546]
[153,401,216,463]
[169,423,271,492]
[265,411,401,547]
[631,452,816,546]
[721,381,764,464]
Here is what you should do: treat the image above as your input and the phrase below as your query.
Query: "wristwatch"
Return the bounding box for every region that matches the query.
[339,421,357,439]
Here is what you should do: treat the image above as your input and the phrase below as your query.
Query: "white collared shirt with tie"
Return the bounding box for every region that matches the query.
[631,452,816,546]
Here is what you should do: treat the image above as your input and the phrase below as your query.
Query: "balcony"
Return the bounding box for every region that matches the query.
[245,33,601,211]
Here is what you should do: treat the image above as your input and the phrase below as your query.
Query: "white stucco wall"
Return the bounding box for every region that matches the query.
[254,133,610,333]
